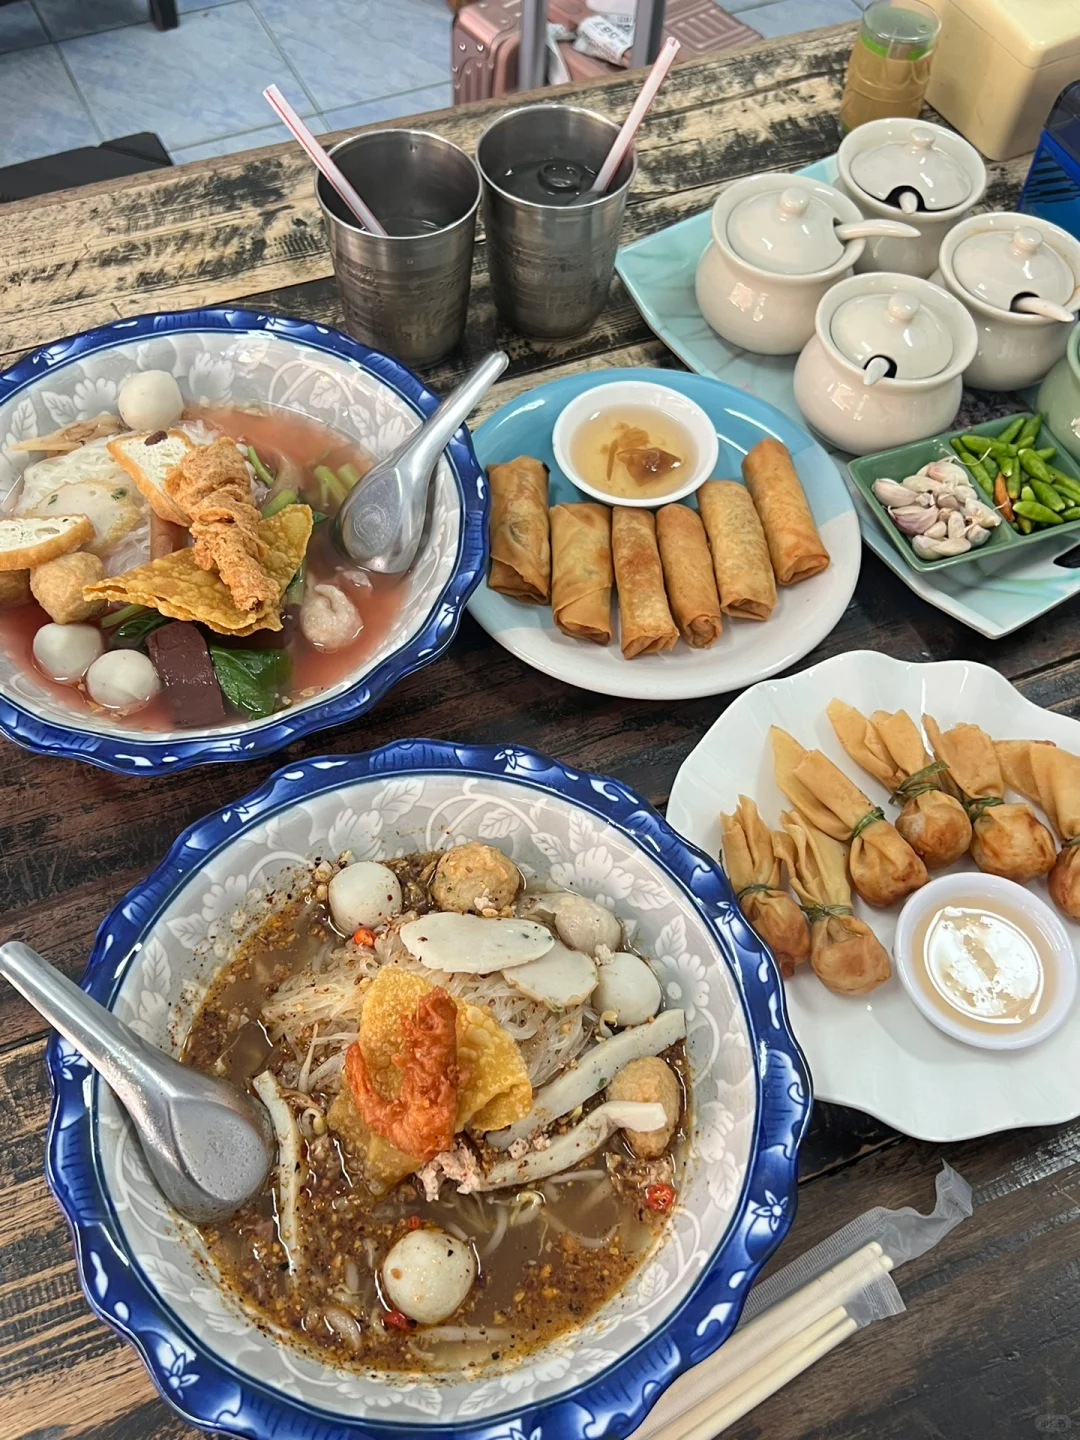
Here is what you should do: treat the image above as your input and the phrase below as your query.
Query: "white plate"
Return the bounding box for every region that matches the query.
[467,368,861,701]
[666,650,1080,1142]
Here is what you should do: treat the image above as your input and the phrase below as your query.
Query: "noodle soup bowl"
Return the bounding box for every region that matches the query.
[45,741,810,1440]
[0,308,487,773]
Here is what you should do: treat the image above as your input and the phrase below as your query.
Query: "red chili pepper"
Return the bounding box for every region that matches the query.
[406,1215,422,1231]
[645,1183,676,1213]
[352,926,376,948]
[383,1308,414,1331]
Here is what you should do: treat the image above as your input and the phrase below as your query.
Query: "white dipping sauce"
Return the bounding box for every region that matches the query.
[918,901,1048,1030]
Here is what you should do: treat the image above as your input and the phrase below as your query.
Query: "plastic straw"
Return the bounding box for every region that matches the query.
[590,36,680,195]
[263,84,388,237]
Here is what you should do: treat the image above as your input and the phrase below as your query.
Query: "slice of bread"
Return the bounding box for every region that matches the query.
[108,430,192,526]
[0,515,94,570]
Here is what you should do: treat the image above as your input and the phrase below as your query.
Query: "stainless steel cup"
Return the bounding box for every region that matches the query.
[476,104,635,340]
[317,129,481,369]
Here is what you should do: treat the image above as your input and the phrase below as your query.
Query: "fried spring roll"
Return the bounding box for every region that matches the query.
[655,503,722,648]
[696,480,776,621]
[549,502,613,644]
[741,438,829,586]
[611,507,678,659]
[487,457,551,603]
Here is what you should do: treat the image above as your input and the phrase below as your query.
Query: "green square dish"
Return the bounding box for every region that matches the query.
[847,414,1080,573]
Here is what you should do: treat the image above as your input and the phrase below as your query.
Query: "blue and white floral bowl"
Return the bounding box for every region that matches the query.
[45,741,811,1440]
[0,309,487,773]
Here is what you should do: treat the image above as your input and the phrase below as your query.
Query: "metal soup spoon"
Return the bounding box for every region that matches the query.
[0,940,274,1224]
[334,348,509,573]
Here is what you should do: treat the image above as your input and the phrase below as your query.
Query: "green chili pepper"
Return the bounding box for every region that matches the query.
[1021,483,1036,504]
[1006,470,1021,502]
[246,445,276,489]
[1034,446,1056,461]
[951,438,992,488]
[996,416,1025,446]
[983,454,999,481]
[1000,454,1016,481]
[1016,412,1043,450]
[1050,468,1080,503]
[261,487,298,519]
[1014,499,1063,525]
[1019,447,1055,484]
[959,433,993,457]
[1030,477,1066,512]
[1062,507,1080,521]
[1016,515,1033,534]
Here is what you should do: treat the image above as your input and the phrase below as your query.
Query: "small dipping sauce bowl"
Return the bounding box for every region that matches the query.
[894,873,1077,1051]
[551,380,719,508]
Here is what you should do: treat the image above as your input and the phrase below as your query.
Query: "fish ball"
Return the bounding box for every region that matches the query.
[32,623,104,683]
[117,370,184,432]
[593,952,662,1027]
[329,861,402,934]
[607,1056,680,1159]
[431,842,521,914]
[382,1229,476,1325]
[544,893,622,957]
[85,648,160,711]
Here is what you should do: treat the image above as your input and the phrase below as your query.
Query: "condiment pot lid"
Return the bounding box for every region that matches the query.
[849,126,971,212]
[829,289,954,379]
[951,224,1075,311]
[726,185,845,275]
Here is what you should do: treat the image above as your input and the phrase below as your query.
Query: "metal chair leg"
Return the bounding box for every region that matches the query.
[518,0,548,92]
[630,0,665,67]
[149,0,179,31]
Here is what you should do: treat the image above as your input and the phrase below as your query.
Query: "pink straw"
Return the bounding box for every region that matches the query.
[590,36,681,195]
[263,84,388,236]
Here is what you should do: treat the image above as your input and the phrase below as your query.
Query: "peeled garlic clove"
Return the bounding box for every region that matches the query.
[954,485,977,505]
[873,479,920,507]
[963,498,1000,528]
[917,492,936,507]
[936,492,960,511]
[926,520,947,538]
[966,524,991,546]
[946,511,967,539]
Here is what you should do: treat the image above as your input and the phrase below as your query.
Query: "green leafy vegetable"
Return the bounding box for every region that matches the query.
[101,603,147,629]
[261,487,298,519]
[208,646,291,719]
[337,463,363,490]
[110,610,172,648]
[247,445,276,488]
[313,465,346,507]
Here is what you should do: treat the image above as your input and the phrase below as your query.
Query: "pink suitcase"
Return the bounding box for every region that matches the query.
[451,0,761,105]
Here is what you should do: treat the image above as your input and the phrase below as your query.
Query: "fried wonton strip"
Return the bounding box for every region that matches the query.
[82,504,312,635]
[165,438,275,611]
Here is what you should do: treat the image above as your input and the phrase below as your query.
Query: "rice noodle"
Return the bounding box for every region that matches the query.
[541,1168,607,1185]
[323,1306,364,1351]
[296,1026,319,1092]
[481,1203,509,1257]
[416,1326,512,1344]
[542,1213,618,1249]
[344,1260,362,1293]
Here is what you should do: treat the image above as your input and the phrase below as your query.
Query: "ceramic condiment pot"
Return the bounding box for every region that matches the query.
[836,119,986,278]
[793,272,979,455]
[1037,323,1080,464]
[934,213,1080,391]
[694,173,914,356]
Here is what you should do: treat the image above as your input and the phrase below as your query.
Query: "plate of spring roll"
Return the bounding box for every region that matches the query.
[467,369,861,700]
[667,649,1080,1142]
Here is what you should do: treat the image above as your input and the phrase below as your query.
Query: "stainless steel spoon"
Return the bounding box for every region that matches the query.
[0,940,274,1224]
[334,349,509,573]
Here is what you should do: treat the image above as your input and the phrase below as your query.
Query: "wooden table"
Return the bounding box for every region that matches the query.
[1,21,1077,1440]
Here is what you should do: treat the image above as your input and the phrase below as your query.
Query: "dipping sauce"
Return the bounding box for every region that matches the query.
[569,406,696,500]
[910,895,1054,1034]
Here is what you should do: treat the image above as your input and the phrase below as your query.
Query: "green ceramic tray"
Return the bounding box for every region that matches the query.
[847,414,1080,574]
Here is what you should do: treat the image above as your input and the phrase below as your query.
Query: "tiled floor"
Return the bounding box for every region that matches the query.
[0,0,863,169]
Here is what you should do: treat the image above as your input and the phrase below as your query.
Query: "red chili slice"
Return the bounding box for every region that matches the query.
[645,1183,676,1213]
[383,1308,414,1331]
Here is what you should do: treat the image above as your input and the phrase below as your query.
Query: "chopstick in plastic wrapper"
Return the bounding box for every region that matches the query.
[632,1163,973,1440]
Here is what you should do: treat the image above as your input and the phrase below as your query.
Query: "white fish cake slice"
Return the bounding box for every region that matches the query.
[503,941,598,1010]
[399,912,554,973]
[16,436,131,514]
[31,479,144,557]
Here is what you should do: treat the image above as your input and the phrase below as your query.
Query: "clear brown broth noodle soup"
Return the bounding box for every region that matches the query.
[0,401,410,731]
[181,846,688,1375]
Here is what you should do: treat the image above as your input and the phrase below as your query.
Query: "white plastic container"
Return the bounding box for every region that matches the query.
[922,0,1080,162]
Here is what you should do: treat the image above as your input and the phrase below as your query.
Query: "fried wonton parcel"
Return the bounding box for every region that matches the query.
[719,795,809,977]
[330,966,531,1193]
[82,505,312,636]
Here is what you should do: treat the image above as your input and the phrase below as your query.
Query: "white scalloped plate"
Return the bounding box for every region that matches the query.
[666,651,1080,1142]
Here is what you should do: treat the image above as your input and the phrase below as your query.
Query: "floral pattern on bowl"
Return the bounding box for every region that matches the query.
[0,309,487,773]
[45,741,811,1440]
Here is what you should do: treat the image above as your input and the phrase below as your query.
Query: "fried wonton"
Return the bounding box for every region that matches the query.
[81,504,312,636]
[329,965,531,1193]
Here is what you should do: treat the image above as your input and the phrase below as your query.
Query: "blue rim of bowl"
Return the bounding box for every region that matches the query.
[0,308,488,775]
[44,739,812,1440]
